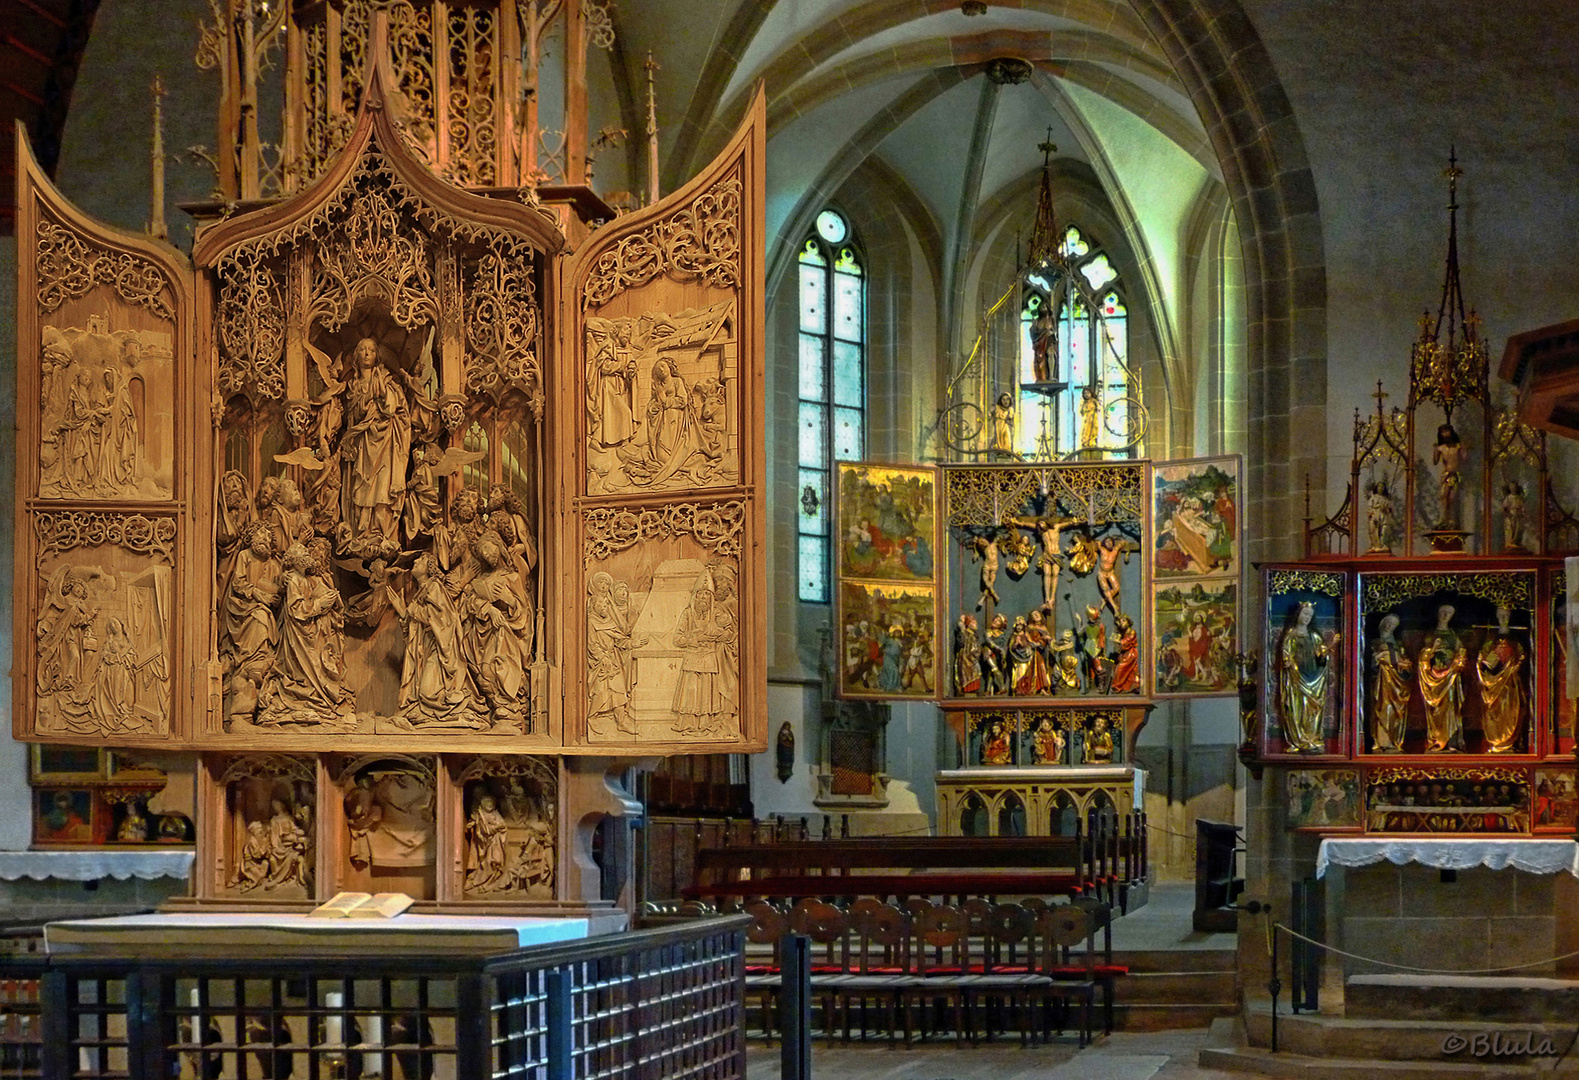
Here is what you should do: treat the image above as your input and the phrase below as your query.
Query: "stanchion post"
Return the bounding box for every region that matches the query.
[781,933,811,1080]
[1269,917,1280,1053]
[546,968,574,1080]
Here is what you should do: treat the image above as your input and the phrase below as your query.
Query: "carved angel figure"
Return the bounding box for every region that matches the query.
[256,543,354,726]
[37,567,98,696]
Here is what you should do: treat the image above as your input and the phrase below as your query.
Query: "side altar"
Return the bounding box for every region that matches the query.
[1256,163,1579,840]
[9,10,767,913]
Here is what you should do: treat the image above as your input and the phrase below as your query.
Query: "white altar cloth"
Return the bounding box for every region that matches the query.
[0,850,194,882]
[1316,837,1579,879]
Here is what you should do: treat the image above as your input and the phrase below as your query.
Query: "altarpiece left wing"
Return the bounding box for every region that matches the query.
[12,124,196,746]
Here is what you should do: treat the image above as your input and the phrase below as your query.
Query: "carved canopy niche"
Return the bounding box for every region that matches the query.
[11,28,768,759]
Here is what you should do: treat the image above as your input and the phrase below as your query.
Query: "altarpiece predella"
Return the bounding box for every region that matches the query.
[10,28,765,908]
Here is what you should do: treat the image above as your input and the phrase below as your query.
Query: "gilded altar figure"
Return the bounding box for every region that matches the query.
[1367,613,1412,752]
[398,554,487,728]
[1417,603,1466,752]
[968,531,1002,613]
[989,392,1015,453]
[1031,716,1066,764]
[1096,537,1136,615]
[1028,304,1056,382]
[981,613,1009,695]
[341,338,413,548]
[1010,613,1052,696]
[1364,478,1397,553]
[980,717,1012,765]
[1110,614,1141,694]
[465,534,532,729]
[1477,604,1526,753]
[1278,601,1334,753]
[1432,423,1467,529]
[954,614,982,695]
[1078,386,1100,450]
[1051,630,1081,692]
[1079,605,1107,693]
[1008,514,1078,611]
[1084,716,1115,763]
[464,794,510,893]
[256,543,355,727]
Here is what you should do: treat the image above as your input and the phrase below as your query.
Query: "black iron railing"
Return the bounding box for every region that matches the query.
[0,915,748,1080]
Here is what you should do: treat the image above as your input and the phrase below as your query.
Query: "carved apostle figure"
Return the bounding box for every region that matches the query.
[464,794,510,893]
[221,523,283,719]
[1084,716,1115,763]
[465,533,532,728]
[954,614,982,696]
[437,488,487,598]
[1367,613,1412,753]
[1110,613,1141,694]
[1477,604,1525,753]
[341,338,412,546]
[1278,601,1334,753]
[256,543,354,726]
[1417,603,1466,752]
[216,469,255,580]
[399,553,485,727]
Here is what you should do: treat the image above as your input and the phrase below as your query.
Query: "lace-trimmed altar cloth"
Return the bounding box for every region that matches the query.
[1316,838,1579,879]
[0,850,194,881]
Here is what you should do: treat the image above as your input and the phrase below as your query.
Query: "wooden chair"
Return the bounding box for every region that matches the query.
[743,900,787,1040]
[1039,903,1096,1046]
[833,899,915,1043]
[1068,896,1127,1032]
[787,898,848,1040]
[961,902,1049,1046]
[906,903,973,1043]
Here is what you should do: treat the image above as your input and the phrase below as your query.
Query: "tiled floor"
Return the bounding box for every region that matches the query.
[745,1029,1244,1080]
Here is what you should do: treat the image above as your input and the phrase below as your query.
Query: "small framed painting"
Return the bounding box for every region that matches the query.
[33,788,100,846]
[29,744,104,783]
[1153,579,1238,697]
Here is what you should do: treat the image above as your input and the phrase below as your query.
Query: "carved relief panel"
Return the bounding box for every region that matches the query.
[451,755,559,900]
[327,753,439,899]
[205,754,318,901]
[563,92,767,752]
[192,57,563,751]
[13,136,195,746]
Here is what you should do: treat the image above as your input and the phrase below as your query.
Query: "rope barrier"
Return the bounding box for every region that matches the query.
[1276,921,1579,975]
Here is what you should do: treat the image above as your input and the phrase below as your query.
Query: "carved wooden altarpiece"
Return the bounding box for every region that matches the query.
[12,18,765,909]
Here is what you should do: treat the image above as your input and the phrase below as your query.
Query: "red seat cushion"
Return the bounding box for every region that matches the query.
[1094,965,1129,976]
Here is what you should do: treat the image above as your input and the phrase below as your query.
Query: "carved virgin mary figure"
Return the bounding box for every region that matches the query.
[398,554,486,727]
[221,522,282,716]
[1368,614,1412,752]
[619,356,693,484]
[257,543,354,725]
[1477,604,1525,753]
[1278,601,1333,753]
[341,338,412,546]
[1417,603,1466,752]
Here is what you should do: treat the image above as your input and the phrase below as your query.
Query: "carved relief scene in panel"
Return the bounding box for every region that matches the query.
[334,755,437,899]
[40,321,174,501]
[33,512,175,739]
[220,755,316,900]
[212,153,546,740]
[459,756,557,899]
[584,299,739,496]
[583,502,744,744]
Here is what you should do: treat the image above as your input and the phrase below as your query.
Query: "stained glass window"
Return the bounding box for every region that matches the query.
[1020,225,1131,458]
[798,209,865,602]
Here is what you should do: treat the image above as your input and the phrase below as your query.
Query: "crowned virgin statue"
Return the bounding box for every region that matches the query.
[1278,601,1334,753]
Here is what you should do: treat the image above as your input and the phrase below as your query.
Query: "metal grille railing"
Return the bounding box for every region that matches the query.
[0,917,747,1080]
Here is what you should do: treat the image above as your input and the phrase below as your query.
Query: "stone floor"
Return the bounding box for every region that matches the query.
[1109,883,1237,952]
[745,1029,1243,1079]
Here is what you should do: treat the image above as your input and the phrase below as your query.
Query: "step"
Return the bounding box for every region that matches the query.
[1243,1004,1578,1064]
[1200,1017,1575,1080]
[1117,968,1236,1003]
[1346,974,1579,1024]
[1110,948,1237,974]
[1112,1001,1238,1031]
